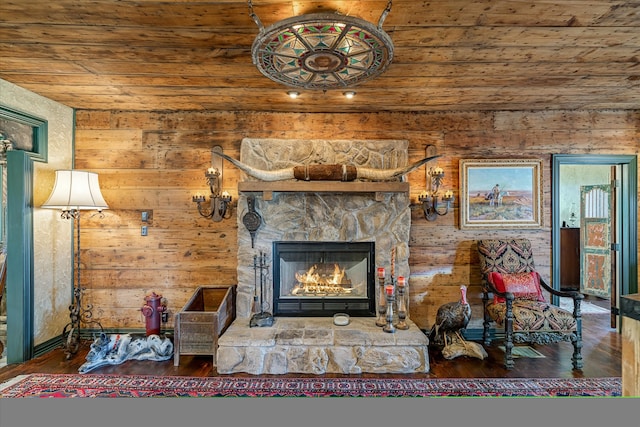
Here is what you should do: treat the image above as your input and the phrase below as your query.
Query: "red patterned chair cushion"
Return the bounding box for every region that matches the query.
[489,271,546,304]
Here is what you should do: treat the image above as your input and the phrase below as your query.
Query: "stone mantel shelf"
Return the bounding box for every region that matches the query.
[238,181,409,201]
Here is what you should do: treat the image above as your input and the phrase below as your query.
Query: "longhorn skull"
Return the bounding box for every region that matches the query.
[213,151,441,182]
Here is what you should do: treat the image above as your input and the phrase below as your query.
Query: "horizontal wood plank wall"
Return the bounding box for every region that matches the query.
[73,110,639,331]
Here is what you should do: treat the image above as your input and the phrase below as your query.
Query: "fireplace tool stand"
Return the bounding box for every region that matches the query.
[250,251,273,327]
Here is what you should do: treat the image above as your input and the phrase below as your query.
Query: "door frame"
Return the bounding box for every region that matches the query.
[1,104,49,363]
[552,154,638,325]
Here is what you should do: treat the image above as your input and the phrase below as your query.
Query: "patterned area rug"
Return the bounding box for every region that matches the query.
[559,298,610,314]
[498,345,546,358]
[0,373,621,397]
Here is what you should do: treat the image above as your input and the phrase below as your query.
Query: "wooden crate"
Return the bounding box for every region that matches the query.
[173,285,236,367]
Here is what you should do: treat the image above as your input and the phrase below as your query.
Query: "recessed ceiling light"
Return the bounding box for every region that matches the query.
[287,91,300,99]
[343,91,356,99]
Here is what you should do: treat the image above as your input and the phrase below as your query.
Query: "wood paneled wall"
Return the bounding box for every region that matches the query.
[73,110,639,331]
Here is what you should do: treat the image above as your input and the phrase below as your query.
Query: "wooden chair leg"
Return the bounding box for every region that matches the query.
[503,329,515,370]
[503,303,515,370]
[483,317,492,346]
[572,311,584,370]
[572,336,583,370]
[482,294,491,346]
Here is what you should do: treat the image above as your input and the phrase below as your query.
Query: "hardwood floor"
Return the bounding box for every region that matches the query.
[0,311,620,383]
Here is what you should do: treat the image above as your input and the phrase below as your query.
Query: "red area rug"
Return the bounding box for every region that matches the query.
[0,373,621,397]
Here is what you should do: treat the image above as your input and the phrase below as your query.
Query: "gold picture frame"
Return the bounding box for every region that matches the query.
[459,158,543,229]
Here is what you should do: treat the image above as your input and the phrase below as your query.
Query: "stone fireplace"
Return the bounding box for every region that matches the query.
[216,139,430,374]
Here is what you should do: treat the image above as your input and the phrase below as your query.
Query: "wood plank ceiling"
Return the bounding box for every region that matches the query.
[1,0,639,113]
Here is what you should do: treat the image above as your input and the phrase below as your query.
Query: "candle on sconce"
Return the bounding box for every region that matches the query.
[397,276,405,287]
[432,166,443,175]
[385,284,394,296]
[207,167,217,174]
[444,190,453,199]
[221,190,230,198]
[377,267,385,278]
[420,191,432,201]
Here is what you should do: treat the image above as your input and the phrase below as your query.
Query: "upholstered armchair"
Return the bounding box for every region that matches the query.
[476,238,584,370]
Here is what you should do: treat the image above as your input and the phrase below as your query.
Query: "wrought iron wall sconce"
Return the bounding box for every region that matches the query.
[192,145,232,222]
[418,146,454,221]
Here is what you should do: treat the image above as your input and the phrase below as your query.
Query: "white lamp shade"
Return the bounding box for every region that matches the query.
[42,170,109,211]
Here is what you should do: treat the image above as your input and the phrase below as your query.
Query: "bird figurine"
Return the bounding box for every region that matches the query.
[429,285,472,350]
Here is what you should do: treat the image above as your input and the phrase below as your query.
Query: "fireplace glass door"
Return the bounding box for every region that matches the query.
[273,241,376,317]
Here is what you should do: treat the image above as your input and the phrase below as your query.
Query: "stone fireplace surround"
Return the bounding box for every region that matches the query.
[216,139,429,374]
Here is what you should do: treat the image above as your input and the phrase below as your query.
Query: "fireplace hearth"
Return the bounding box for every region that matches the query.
[273,241,376,317]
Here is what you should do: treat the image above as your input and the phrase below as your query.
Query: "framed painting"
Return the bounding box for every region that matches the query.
[459,158,543,229]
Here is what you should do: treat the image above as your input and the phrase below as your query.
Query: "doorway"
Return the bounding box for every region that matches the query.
[1,105,48,364]
[552,155,638,332]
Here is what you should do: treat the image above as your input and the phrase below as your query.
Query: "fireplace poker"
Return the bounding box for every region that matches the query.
[260,251,264,312]
[250,251,274,327]
[252,254,259,314]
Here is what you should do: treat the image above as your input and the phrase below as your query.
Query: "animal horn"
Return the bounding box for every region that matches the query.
[355,155,441,181]
[213,151,441,182]
[214,152,294,181]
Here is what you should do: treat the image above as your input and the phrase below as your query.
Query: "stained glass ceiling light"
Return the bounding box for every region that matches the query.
[248,1,394,90]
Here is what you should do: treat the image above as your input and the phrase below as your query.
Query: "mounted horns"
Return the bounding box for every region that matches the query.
[213,151,441,182]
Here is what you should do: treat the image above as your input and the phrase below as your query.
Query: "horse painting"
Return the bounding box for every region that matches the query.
[485,190,508,206]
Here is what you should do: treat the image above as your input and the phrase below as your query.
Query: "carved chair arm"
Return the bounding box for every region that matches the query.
[538,276,584,300]
[482,279,513,301]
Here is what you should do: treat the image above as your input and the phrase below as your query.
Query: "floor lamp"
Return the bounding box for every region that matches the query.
[42,170,108,359]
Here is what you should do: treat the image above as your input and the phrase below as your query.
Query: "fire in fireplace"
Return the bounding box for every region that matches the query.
[272,241,376,317]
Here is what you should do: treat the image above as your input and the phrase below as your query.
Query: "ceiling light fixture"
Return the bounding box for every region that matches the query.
[287,91,300,99]
[343,91,356,99]
[248,0,394,91]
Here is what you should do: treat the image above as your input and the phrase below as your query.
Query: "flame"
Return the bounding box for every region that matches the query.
[326,264,346,285]
[295,264,320,284]
[291,263,352,295]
